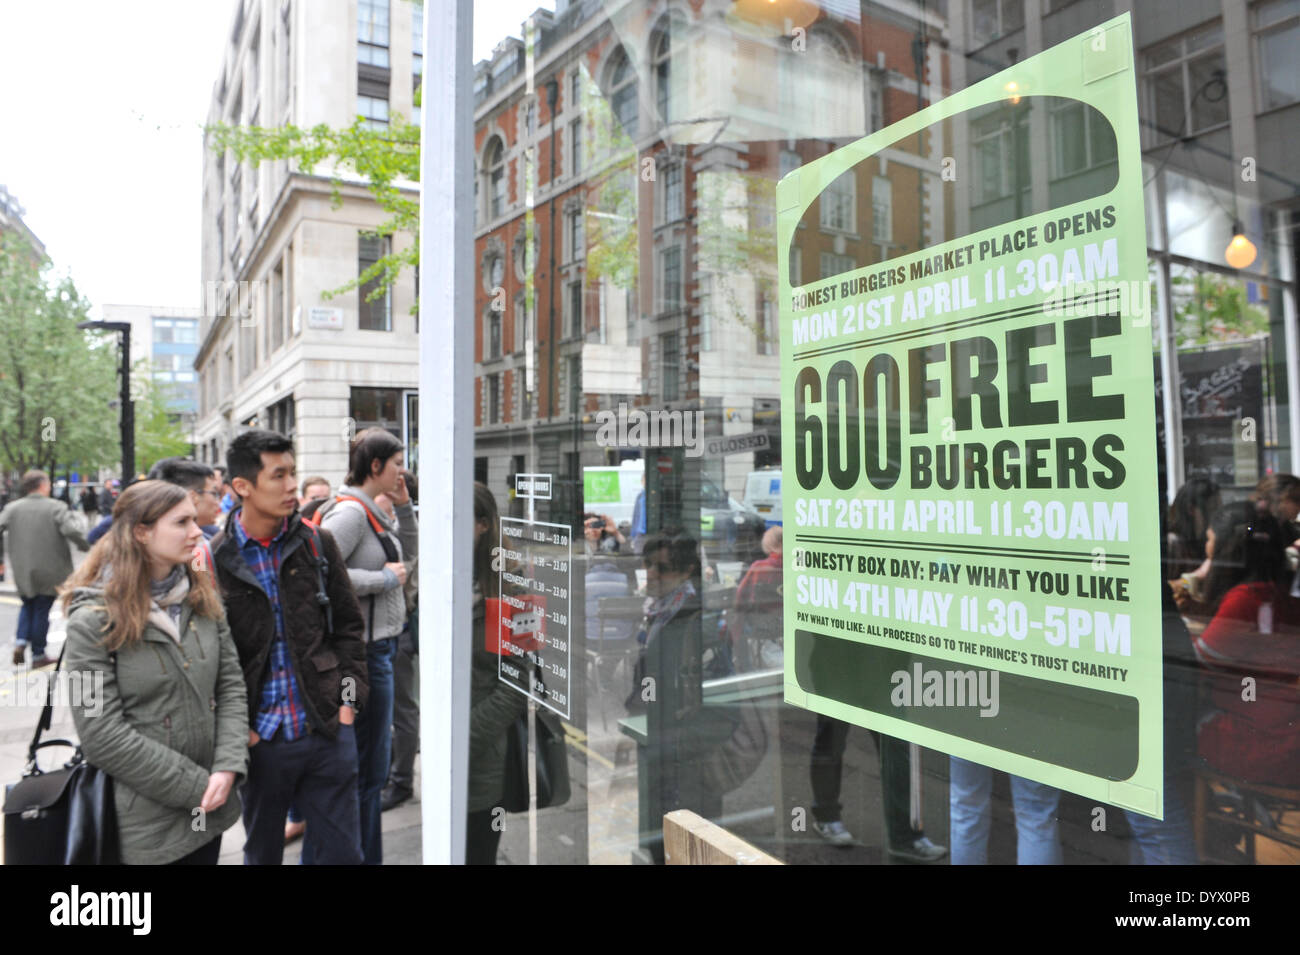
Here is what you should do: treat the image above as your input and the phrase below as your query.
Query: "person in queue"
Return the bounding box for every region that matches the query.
[208,429,369,865]
[467,482,528,864]
[61,480,249,864]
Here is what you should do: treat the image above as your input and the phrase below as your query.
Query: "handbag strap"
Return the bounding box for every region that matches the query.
[27,631,116,769]
[27,639,68,762]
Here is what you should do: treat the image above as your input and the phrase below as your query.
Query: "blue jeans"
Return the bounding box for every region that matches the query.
[949,757,1062,864]
[16,594,55,657]
[306,636,396,865]
[1124,773,1197,864]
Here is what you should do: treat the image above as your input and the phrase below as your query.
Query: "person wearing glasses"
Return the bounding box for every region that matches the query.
[86,458,225,545]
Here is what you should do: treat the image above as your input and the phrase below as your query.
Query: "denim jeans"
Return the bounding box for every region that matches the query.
[16,594,55,657]
[1124,772,1197,864]
[301,637,396,865]
[354,636,396,864]
[949,757,1062,864]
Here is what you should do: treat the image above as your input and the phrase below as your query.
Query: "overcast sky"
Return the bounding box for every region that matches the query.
[0,0,551,319]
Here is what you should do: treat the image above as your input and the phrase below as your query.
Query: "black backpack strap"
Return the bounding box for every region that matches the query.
[300,522,335,635]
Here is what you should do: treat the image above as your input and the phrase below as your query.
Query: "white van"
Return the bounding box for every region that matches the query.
[744,468,782,527]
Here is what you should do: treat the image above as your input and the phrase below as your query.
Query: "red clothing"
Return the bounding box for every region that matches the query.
[729,552,783,668]
[1193,581,1300,786]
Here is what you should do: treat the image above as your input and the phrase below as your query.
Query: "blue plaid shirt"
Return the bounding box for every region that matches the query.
[232,510,310,740]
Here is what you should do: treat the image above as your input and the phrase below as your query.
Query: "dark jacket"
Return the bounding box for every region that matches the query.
[469,585,528,812]
[209,509,369,739]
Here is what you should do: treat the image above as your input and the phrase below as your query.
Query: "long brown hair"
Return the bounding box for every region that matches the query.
[59,480,225,651]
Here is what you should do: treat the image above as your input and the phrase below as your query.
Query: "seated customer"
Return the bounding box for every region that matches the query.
[1192,502,1300,787]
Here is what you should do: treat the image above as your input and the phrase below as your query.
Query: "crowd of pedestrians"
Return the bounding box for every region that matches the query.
[0,428,422,866]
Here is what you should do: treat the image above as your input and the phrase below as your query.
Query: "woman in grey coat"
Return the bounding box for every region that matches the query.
[315,428,417,865]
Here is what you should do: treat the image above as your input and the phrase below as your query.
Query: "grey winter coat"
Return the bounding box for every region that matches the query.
[63,584,249,865]
[319,485,418,642]
[0,493,89,597]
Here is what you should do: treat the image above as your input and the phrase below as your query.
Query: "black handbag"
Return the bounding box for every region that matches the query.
[3,645,120,865]
[502,668,571,813]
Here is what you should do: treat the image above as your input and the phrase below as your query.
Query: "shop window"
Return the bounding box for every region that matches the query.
[350,386,401,438]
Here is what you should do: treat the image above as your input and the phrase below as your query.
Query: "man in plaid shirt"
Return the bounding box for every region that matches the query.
[210,430,368,865]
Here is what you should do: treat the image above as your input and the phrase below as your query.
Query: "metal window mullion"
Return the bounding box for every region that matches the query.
[418,0,472,865]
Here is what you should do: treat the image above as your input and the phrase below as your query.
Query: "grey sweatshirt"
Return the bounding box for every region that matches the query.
[319,484,418,642]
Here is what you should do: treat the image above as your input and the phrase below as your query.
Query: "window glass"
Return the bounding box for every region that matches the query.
[464,0,1300,869]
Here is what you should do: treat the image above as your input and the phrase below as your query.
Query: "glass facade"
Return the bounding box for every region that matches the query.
[458,0,1300,866]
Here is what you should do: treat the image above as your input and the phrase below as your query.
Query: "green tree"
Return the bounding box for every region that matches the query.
[0,231,120,477]
[132,360,194,471]
[1171,271,1269,347]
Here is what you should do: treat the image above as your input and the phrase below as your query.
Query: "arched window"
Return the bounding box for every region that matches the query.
[607,47,638,138]
[652,21,673,124]
[485,137,505,219]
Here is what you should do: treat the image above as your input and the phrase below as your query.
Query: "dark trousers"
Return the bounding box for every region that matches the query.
[16,594,55,656]
[810,715,921,847]
[466,809,502,865]
[389,628,419,791]
[242,725,363,865]
[169,835,222,865]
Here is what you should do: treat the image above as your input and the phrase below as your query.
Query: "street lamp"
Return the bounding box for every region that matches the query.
[76,320,134,483]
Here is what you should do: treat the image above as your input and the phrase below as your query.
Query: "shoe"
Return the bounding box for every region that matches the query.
[29,655,56,670]
[381,784,413,812]
[284,820,306,844]
[813,820,855,847]
[12,645,24,665]
[889,836,948,863]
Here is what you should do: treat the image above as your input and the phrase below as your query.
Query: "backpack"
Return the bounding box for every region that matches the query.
[305,495,400,638]
[206,520,335,635]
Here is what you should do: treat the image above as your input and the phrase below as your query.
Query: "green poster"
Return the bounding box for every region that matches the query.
[778,15,1164,817]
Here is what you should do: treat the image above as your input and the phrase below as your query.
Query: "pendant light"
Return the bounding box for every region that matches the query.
[1224,222,1257,270]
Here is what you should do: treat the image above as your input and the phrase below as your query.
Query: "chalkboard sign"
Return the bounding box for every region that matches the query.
[1155,340,1264,490]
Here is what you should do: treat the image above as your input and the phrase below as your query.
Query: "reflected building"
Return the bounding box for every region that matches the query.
[472,0,947,529]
